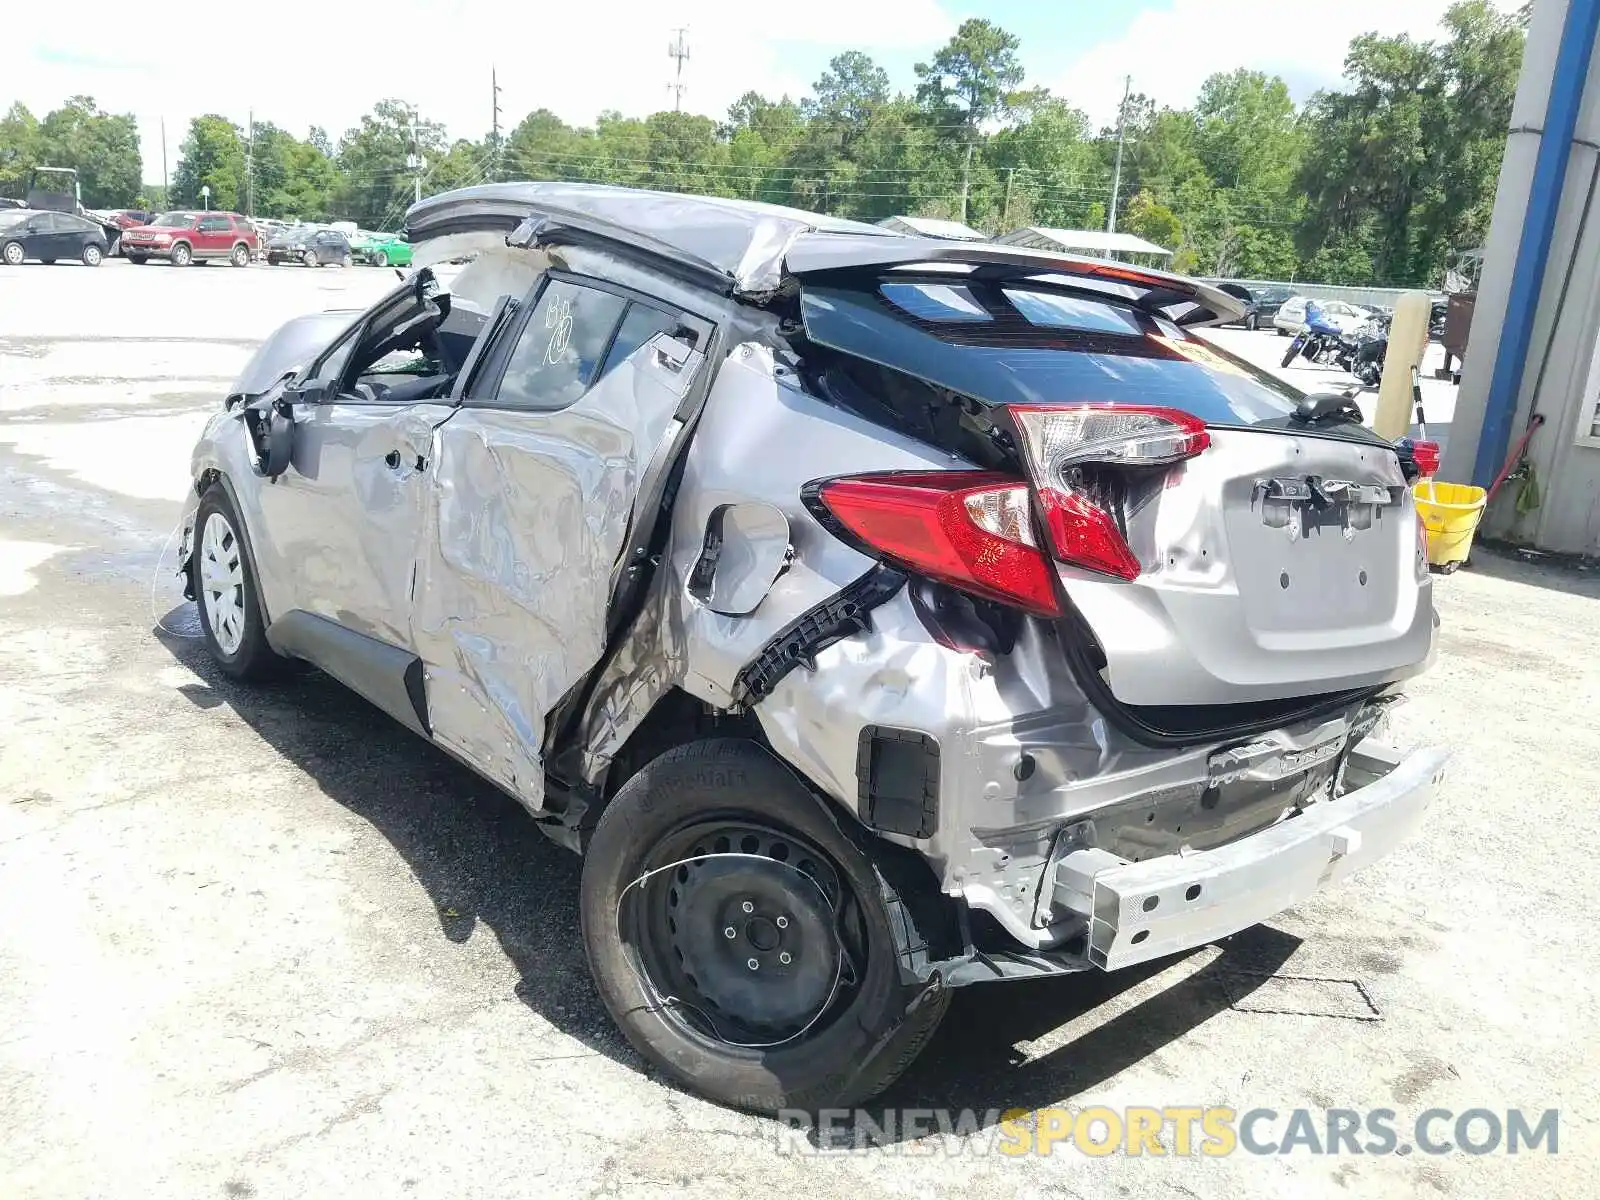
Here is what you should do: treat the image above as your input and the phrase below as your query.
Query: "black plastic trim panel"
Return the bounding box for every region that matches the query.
[731,565,906,706]
[857,726,940,839]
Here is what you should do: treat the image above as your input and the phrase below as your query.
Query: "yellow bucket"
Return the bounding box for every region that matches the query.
[1413,480,1487,569]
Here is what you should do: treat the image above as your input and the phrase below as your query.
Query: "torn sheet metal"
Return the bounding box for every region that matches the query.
[405,182,889,296]
[410,333,705,815]
[572,342,960,780]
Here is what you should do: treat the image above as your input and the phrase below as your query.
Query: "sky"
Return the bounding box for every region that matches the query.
[10,0,1511,185]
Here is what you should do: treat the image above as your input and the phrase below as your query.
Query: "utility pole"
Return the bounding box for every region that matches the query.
[490,66,503,182]
[1107,75,1131,235]
[245,109,254,216]
[1001,167,1014,230]
[668,28,690,112]
[408,115,423,205]
[959,141,975,225]
[160,117,169,208]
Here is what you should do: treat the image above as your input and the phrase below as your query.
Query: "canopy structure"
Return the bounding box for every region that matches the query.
[997,226,1172,260]
[875,215,987,241]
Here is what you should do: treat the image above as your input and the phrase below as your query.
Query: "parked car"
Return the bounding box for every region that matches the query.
[267,226,352,267]
[177,182,1444,1115]
[122,212,257,266]
[1272,296,1374,336]
[0,209,110,266]
[1214,282,1260,330]
[1248,285,1295,324]
[356,231,413,267]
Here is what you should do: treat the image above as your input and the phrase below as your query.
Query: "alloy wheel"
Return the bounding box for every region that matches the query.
[199,512,247,655]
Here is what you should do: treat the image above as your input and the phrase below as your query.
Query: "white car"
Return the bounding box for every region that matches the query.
[1272,296,1374,336]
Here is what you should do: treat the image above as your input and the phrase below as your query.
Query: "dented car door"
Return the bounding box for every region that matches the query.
[250,280,455,649]
[411,274,708,808]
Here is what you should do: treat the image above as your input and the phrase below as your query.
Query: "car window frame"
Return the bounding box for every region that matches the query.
[462,269,710,414]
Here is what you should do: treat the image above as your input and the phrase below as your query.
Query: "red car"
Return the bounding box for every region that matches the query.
[121,211,258,267]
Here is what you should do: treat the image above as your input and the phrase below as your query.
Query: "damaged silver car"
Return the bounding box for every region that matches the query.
[177,182,1447,1113]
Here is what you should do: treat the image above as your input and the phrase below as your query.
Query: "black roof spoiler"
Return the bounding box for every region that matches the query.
[784,233,1245,326]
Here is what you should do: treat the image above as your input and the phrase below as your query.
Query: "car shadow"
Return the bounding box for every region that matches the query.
[156,609,1304,1121]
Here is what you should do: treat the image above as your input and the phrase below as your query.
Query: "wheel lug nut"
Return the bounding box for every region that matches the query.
[779,951,792,965]
[747,958,759,971]
[724,926,736,939]
[775,916,789,929]
[741,901,754,914]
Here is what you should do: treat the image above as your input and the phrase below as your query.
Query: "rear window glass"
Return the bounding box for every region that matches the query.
[805,281,1306,428]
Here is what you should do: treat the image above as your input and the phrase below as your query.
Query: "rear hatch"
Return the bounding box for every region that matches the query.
[795,265,1433,718]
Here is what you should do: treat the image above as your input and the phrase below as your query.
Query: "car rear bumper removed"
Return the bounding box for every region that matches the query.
[1051,741,1447,971]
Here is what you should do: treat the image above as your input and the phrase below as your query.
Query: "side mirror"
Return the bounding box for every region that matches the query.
[285,378,331,405]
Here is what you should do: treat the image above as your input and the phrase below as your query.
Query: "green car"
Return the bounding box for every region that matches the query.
[358,232,413,267]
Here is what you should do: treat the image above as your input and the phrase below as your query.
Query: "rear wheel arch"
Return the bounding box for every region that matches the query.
[578,735,954,1112]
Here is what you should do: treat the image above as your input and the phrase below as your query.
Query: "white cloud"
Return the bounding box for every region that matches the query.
[12,0,956,183]
[1048,0,1523,127]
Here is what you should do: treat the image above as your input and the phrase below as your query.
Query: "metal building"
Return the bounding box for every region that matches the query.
[1443,0,1600,556]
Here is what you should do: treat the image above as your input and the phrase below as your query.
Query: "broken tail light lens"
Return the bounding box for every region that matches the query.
[808,471,1062,617]
[1008,404,1211,581]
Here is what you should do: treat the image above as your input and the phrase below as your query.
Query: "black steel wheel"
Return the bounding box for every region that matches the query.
[581,739,950,1114]
[627,818,852,1048]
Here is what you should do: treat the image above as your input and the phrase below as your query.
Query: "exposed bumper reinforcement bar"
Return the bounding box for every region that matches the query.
[1052,741,1447,972]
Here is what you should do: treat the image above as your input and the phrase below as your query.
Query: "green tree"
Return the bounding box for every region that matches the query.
[0,103,40,196]
[171,114,245,210]
[33,97,141,207]
[914,19,1025,130]
[915,20,1026,224]
[1298,0,1526,284]
[335,100,449,228]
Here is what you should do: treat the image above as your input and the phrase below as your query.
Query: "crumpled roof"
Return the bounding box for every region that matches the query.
[405,181,892,296]
[404,182,1242,324]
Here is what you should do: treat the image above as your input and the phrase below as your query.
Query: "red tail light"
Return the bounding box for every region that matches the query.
[807,471,1063,617]
[1008,404,1211,581]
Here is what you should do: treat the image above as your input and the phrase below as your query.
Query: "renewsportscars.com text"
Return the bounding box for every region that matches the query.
[776,1106,1558,1157]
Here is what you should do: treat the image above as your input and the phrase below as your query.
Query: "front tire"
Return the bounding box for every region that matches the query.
[1,241,23,266]
[191,485,286,682]
[302,250,318,267]
[372,250,388,267]
[170,242,193,267]
[230,242,250,267]
[581,739,950,1115]
[82,244,104,267]
[1281,338,1303,368]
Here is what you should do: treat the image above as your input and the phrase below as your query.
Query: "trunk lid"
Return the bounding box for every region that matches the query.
[1056,425,1432,707]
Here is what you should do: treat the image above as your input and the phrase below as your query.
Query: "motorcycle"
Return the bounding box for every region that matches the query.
[1335,316,1390,386]
[1280,313,1391,387]
[1280,327,1344,368]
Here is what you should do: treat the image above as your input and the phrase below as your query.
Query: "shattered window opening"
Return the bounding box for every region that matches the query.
[491,280,629,412]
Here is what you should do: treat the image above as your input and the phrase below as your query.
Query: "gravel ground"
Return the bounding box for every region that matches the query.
[0,258,1595,1199]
